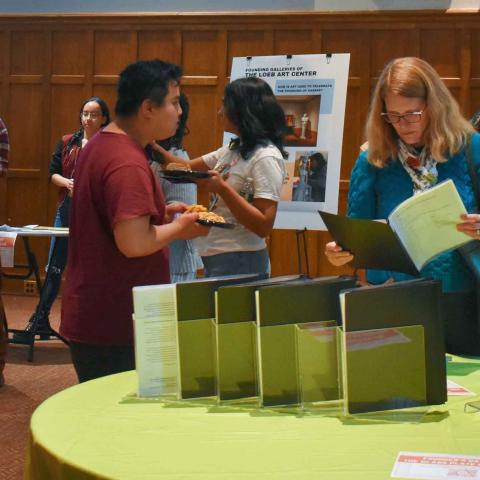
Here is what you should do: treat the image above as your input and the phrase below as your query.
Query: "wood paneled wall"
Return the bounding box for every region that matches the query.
[0,11,479,285]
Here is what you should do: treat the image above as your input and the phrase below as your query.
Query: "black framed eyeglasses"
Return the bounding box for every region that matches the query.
[380,109,425,124]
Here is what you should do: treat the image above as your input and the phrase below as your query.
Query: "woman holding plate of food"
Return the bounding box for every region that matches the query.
[153,76,287,277]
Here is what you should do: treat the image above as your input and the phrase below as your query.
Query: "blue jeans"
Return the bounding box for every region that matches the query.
[202,249,270,278]
[35,207,68,327]
[171,272,197,284]
[47,207,63,267]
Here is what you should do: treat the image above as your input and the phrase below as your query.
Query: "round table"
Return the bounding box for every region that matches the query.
[26,357,480,480]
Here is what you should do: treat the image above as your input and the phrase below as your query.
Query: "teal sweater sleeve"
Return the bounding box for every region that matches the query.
[347,151,378,219]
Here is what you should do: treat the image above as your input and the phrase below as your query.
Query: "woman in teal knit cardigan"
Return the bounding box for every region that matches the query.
[326,57,480,355]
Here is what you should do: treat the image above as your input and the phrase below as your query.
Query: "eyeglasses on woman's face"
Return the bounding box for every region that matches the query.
[380,109,425,124]
[81,111,101,120]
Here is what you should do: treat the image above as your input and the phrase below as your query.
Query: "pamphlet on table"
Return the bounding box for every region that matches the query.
[391,452,480,480]
[0,230,16,267]
[133,275,259,398]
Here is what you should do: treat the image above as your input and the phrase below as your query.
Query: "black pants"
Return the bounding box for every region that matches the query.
[29,236,69,331]
[69,341,135,383]
[0,289,7,381]
[442,291,480,356]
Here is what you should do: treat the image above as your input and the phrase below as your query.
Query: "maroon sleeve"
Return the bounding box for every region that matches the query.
[103,163,160,227]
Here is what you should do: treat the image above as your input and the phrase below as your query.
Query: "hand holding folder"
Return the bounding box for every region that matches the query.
[320,179,472,275]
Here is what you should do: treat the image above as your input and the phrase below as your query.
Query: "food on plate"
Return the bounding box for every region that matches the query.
[185,204,226,223]
[198,211,226,223]
[185,204,208,213]
[165,162,192,172]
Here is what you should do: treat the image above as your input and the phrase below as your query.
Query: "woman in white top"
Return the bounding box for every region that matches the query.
[149,93,203,282]
[154,77,287,277]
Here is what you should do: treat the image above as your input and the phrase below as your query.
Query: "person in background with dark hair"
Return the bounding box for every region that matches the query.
[14,97,111,341]
[149,93,202,282]
[0,116,9,386]
[308,151,328,202]
[0,117,8,175]
[20,97,111,336]
[155,76,286,277]
[60,60,209,383]
[49,97,110,232]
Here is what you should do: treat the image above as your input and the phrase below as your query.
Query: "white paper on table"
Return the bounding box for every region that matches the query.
[0,232,17,267]
[391,452,480,479]
[132,284,179,398]
[447,379,476,396]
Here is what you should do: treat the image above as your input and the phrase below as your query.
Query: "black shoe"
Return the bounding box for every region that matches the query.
[11,330,33,344]
[26,316,50,334]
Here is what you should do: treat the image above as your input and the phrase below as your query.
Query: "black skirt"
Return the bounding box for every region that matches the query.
[442,291,480,356]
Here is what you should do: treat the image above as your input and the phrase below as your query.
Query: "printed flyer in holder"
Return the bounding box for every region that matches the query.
[229,53,350,230]
[133,275,259,399]
[132,284,180,398]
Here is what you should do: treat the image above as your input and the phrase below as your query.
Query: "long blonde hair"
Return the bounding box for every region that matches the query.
[366,57,473,167]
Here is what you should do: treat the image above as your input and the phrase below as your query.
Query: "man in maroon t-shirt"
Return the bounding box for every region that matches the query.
[61,60,209,383]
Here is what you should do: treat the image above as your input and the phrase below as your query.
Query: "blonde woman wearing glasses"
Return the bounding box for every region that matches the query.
[325,57,480,355]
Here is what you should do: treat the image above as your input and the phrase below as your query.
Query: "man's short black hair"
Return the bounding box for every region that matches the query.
[115,59,182,117]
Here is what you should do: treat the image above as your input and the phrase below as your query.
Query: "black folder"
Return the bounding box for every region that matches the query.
[256,276,357,406]
[257,275,357,327]
[176,274,260,321]
[216,275,306,324]
[340,279,447,413]
[319,211,418,276]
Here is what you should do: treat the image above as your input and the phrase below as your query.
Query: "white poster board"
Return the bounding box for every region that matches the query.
[229,54,350,230]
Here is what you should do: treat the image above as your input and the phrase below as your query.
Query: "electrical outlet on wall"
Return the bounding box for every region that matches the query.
[23,280,36,295]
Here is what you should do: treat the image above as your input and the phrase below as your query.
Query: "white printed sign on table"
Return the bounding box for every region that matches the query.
[0,232,17,267]
[391,452,480,480]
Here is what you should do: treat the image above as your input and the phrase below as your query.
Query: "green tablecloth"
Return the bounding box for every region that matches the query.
[26,357,480,480]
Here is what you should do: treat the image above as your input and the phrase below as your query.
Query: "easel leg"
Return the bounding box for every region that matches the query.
[10,236,69,360]
[295,228,310,278]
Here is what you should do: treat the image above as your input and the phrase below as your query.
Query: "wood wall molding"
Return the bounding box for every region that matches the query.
[0,10,479,25]
[0,10,478,283]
